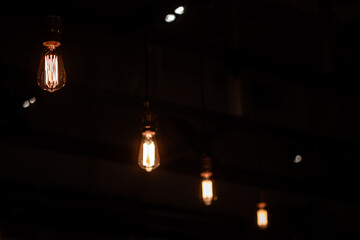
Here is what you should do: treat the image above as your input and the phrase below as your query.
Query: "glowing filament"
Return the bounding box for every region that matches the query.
[257,208,268,229]
[142,141,155,169]
[201,179,213,206]
[45,54,59,89]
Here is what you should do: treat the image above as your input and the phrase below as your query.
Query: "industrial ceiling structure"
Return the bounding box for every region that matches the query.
[1,0,359,239]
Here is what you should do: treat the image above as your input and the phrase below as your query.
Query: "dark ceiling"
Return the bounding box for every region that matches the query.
[1,0,360,239]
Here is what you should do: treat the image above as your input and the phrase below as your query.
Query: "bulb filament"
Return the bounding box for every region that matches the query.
[201,178,213,206]
[257,203,268,229]
[142,138,155,170]
[44,52,59,89]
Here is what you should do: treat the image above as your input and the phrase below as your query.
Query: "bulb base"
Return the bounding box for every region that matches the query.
[200,171,212,178]
[257,202,267,209]
[43,15,62,44]
[43,41,61,49]
[201,154,212,173]
[140,101,157,132]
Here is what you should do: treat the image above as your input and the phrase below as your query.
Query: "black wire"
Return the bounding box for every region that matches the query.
[256,133,262,172]
[199,4,206,127]
[198,1,207,156]
[198,2,205,112]
[143,0,149,101]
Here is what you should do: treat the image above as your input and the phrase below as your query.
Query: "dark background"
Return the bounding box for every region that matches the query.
[0,0,359,239]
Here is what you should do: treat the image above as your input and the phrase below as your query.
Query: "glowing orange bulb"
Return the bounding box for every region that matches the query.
[201,178,213,205]
[138,130,160,172]
[45,54,59,88]
[37,41,66,92]
[143,141,155,168]
[257,202,268,229]
[200,171,216,206]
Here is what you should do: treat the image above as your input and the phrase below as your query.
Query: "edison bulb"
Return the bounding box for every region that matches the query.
[37,41,66,92]
[257,202,268,229]
[138,130,160,172]
[202,178,213,205]
[200,171,216,206]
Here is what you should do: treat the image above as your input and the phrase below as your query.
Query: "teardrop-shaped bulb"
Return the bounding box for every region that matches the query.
[138,130,160,172]
[257,202,268,229]
[200,171,216,206]
[37,42,66,92]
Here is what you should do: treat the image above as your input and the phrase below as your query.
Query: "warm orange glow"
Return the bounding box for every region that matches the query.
[142,141,155,169]
[138,130,160,172]
[201,178,213,206]
[257,203,268,229]
[37,42,66,92]
[45,53,59,89]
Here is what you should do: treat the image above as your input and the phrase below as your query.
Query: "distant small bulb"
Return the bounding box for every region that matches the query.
[294,155,302,163]
[165,14,176,22]
[174,6,185,15]
[257,202,268,229]
[202,178,213,205]
[200,171,216,206]
[29,96,36,104]
[22,100,30,108]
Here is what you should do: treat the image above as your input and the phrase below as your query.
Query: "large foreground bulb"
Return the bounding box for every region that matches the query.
[138,130,160,172]
[200,171,215,206]
[257,202,268,229]
[37,41,66,92]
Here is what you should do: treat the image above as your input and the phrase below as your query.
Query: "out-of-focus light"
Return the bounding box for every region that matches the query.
[200,171,216,206]
[174,6,185,15]
[294,154,302,163]
[29,96,36,104]
[165,14,176,22]
[201,178,213,205]
[22,100,30,108]
[257,202,268,229]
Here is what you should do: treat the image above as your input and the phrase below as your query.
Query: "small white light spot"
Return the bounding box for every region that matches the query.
[174,6,185,15]
[294,155,302,163]
[22,100,30,108]
[165,14,176,22]
[29,96,36,104]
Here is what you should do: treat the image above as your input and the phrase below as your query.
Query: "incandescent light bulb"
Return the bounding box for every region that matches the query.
[200,171,216,206]
[37,15,66,92]
[138,130,160,172]
[37,41,66,92]
[257,202,268,229]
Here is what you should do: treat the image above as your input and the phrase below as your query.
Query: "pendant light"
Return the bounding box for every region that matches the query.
[37,15,66,92]
[137,0,160,172]
[255,136,269,229]
[256,191,269,229]
[200,154,216,206]
[197,2,216,206]
[138,101,160,172]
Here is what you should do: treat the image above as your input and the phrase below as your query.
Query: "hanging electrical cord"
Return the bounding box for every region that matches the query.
[198,1,217,206]
[255,134,269,229]
[143,2,150,102]
[137,0,160,172]
[198,0,206,152]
